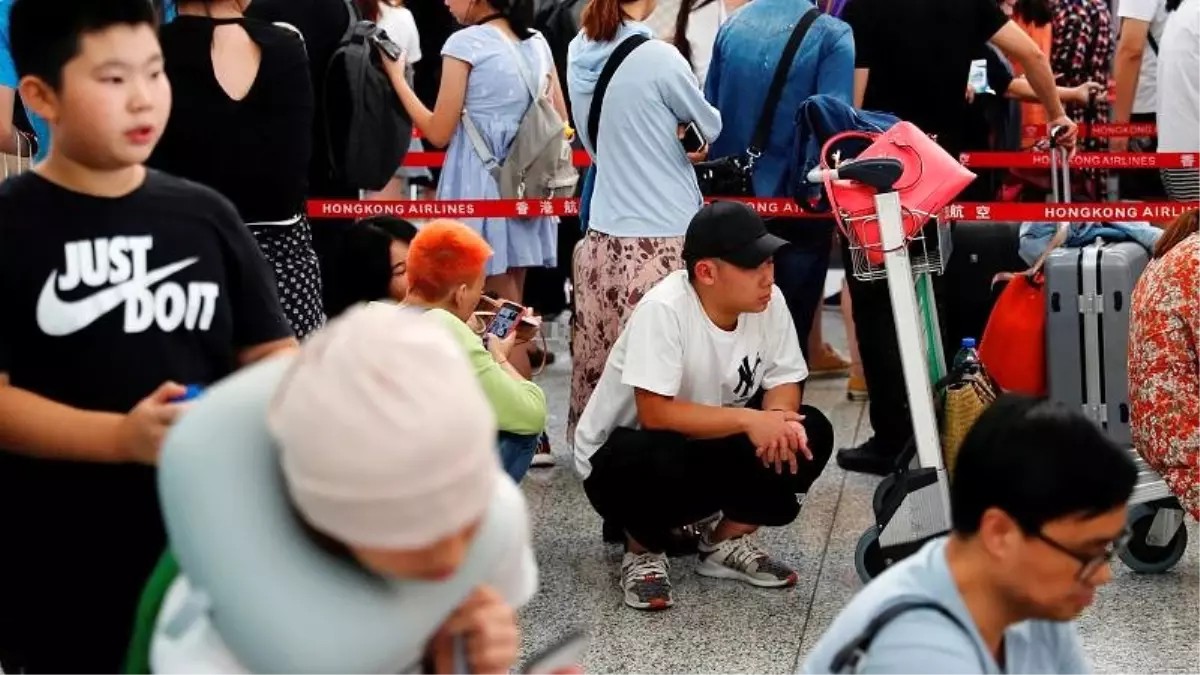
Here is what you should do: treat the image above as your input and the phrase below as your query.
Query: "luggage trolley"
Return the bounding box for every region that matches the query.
[806,157,956,583]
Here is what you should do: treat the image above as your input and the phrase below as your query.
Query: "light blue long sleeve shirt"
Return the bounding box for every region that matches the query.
[567,21,721,238]
[705,0,855,198]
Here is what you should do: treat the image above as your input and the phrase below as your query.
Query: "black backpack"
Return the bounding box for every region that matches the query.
[323,0,413,192]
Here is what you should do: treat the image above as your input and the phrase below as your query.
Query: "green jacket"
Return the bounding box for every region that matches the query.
[426,308,548,435]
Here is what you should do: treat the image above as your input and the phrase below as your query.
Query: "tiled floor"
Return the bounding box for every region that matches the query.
[518,309,1199,674]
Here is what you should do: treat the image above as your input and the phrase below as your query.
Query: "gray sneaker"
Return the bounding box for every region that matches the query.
[696,535,798,588]
[621,551,673,610]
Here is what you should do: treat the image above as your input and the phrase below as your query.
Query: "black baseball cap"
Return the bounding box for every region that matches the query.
[682,201,787,269]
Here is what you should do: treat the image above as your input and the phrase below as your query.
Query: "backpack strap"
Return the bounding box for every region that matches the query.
[748,8,820,158]
[462,31,550,176]
[587,33,650,156]
[828,598,987,674]
[340,0,362,41]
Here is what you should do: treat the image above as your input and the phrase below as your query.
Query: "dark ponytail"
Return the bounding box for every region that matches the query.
[1154,209,1199,259]
[490,0,536,39]
[581,0,636,42]
[672,0,718,70]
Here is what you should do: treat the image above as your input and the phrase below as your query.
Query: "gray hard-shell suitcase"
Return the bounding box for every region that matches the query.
[1043,136,1149,447]
[1045,241,1149,446]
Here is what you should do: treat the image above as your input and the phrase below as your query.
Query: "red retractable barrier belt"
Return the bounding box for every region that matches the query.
[958,152,1198,169]
[403,149,593,168]
[1021,122,1158,139]
[308,198,1197,222]
[943,201,1198,222]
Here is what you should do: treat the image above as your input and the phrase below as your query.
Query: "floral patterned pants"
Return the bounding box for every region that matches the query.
[568,231,684,443]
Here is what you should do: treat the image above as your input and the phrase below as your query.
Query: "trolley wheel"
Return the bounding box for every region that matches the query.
[855,526,890,584]
[873,475,898,515]
[1118,503,1188,574]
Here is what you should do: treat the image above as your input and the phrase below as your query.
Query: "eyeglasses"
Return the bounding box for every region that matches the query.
[1034,526,1132,581]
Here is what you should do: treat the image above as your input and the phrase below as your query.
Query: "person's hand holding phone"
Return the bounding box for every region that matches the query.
[486,308,527,365]
[376,44,407,85]
[678,123,709,164]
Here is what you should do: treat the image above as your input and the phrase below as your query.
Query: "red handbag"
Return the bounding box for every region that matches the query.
[979,273,1047,396]
[821,122,976,265]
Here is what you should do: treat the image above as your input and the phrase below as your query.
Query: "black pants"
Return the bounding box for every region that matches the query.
[839,230,948,453]
[768,219,836,362]
[582,405,834,553]
[1121,113,1167,200]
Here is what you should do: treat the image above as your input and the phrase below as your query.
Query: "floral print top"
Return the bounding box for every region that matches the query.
[1129,232,1200,519]
[1052,0,1114,132]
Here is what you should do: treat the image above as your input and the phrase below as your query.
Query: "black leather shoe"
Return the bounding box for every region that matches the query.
[836,438,900,476]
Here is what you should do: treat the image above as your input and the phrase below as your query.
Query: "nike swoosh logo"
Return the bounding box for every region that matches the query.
[36,258,198,337]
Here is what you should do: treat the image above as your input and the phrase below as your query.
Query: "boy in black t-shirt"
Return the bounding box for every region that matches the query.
[0,1,298,672]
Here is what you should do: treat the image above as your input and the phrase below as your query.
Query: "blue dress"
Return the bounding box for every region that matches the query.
[440,25,559,277]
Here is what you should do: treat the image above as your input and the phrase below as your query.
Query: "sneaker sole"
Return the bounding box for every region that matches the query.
[694,558,798,588]
[529,454,557,468]
[623,593,674,610]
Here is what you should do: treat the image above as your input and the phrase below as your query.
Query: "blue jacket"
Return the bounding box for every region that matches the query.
[567,21,721,238]
[705,0,855,198]
[793,94,898,210]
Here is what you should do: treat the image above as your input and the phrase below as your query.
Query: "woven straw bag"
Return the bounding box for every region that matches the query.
[941,372,998,480]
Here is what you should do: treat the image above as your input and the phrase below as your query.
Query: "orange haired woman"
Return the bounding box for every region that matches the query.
[402,220,549,482]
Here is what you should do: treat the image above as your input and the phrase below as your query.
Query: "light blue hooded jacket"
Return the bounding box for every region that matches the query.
[567,21,722,238]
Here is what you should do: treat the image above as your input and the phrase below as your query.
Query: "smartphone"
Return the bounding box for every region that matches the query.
[170,385,204,404]
[486,302,523,339]
[371,30,403,61]
[521,630,589,674]
[681,122,705,153]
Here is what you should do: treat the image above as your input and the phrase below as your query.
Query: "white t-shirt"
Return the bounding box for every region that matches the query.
[1156,0,1200,152]
[573,270,808,478]
[1118,0,1170,114]
[378,3,422,64]
[150,522,538,673]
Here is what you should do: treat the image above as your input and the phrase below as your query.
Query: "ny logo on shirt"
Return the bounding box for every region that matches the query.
[734,354,763,399]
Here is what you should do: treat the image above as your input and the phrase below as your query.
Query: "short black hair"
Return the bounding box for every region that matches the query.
[9,0,158,90]
[951,395,1137,535]
[359,216,418,245]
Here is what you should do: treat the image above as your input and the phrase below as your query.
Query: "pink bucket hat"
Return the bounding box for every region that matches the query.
[267,303,499,550]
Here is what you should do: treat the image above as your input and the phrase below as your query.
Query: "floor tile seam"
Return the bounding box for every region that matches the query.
[791,402,867,673]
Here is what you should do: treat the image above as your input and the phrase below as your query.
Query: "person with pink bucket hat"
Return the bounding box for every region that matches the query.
[143,305,544,674]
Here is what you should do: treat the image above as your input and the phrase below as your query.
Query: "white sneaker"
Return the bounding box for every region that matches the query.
[696,534,797,588]
[621,551,673,610]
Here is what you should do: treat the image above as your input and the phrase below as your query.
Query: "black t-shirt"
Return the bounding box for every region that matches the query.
[843,0,1009,156]
[149,17,313,223]
[246,0,357,199]
[0,170,291,578]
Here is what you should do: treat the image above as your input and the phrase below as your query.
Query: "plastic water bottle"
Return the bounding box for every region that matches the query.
[952,338,982,377]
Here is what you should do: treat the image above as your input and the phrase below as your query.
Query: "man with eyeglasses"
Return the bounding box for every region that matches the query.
[802,395,1138,674]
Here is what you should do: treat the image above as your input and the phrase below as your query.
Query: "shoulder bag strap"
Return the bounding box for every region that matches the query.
[587,33,650,156]
[748,8,820,157]
[828,598,987,674]
[464,31,550,174]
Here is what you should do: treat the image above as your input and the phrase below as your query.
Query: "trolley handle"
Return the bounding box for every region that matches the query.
[806,157,903,192]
